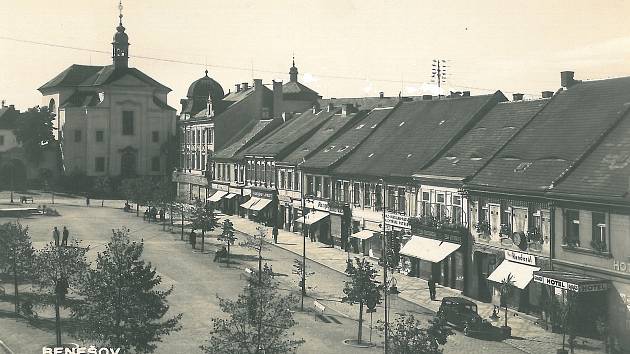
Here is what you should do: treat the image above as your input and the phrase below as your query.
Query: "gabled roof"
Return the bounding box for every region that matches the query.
[39,64,171,92]
[318,97,401,111]
[280,111,363,165]
[332,93,503,179]
[415,99,548,183]
[283,81,319,97]
[468,76,630,193]
[301,107,395,170]
[152,96,176,111]
[241,107,339,158]
[550,112,630,204]
[214,120,278,160]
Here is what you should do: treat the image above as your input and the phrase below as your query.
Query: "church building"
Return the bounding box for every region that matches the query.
[38,3,176,177]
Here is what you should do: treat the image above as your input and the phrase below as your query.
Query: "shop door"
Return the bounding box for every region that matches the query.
[477,254,492,302]
[432,262,441,283]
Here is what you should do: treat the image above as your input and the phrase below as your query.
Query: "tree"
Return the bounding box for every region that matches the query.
[499,273,516,332]
[0,222,35,314]
[551,292,579,354]
[32,238,89,347]
[240,226,270,283]
[380,231,401,272]
[201,266,304,354]
[190,199,218,252]
[217,219,237,266]
[152,179,176,230]
[379,314,453,354]
[342,257,383,343]
[120,177,154,216]
[70,229,182,353]
[13,106,55,163]
[92,176,113,207]
[292,259,314,295]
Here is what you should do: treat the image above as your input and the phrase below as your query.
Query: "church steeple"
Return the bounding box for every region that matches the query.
[289,55,298,82]
[112,1,129,68]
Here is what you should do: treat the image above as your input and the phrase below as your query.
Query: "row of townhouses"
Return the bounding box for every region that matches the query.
[173,69,630,346]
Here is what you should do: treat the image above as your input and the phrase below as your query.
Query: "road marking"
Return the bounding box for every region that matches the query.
[0,338,15,354]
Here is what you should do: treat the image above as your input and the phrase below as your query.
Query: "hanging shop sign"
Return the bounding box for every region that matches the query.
[385,213,410,229]
[213,183,229,192]
[533,274,609,293]
[504,250,536,266]
[251,190,275,199]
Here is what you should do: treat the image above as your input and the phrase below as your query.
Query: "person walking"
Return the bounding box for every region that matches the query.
[189,230,197,249]
[62,226,69,246]
[86,195,90,207]
[159,208,165,222]
[214,246,226,262]
[428,276,437,301]
[52,227,60,246]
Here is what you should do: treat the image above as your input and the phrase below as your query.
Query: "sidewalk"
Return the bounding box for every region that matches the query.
[227,214,605,354]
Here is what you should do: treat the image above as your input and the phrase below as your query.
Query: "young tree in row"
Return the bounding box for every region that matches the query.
[92,176,113,207]
[152,179,176,230]
[32,239,89,347]
[342,257,383,344]
[201,266,304,354]
[190,199,218,252]
[381,314,453,354]
[292,258,314,296]
[240,226,270,282]
[0,222,35,314]
[217,219,237,266]
[120,177,154,216]
[71,228,182,353]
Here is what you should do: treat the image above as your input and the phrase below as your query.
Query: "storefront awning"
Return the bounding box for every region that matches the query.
[296,211,329,225]
[351,230,376,240]
[240,197,260,209]
[250,198,272,211]
[223,193,238,200]
[207,190,228,202]
[400,236,461,263]
[487,260,540,290]
[533,271,610,293]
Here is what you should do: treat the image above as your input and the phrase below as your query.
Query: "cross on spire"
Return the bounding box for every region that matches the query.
[118,0,124,24]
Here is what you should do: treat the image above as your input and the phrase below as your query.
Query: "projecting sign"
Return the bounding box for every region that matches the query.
[533,274,609,293]
[385,213,410,229]
[504,250,536,266]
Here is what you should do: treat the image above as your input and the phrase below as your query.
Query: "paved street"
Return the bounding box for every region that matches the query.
[0,193,603,353]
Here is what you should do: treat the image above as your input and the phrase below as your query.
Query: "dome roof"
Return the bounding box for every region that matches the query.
[187,70,225,102]
[113,24,128,43]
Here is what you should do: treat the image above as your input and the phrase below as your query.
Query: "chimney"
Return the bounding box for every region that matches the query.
[242,82,249,90]
[542,91,554,99]
[379,92,384,99]
[462,91,470,97]
[253,79,262,90]
[1,100,5,108]
[341,103,355,116]
[235,84,241,92]
[327,103,335,112]
[561,71,577,88]
[422,95,433,101]
[282,112,293,122]
[272,80,284,118]
[512,93,524,101]
[9,104,14,110]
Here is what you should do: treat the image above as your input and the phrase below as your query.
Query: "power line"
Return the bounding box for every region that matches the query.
[0,34,539,95]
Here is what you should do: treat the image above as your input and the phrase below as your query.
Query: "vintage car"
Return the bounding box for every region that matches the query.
[437,297,493,336]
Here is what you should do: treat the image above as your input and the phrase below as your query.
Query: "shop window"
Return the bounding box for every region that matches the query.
[353,183,361,205]
[323,177,330,198]
[564,209,580,246]
[306,175,314,195]
[591,212,607,252]
[364,184,372,206]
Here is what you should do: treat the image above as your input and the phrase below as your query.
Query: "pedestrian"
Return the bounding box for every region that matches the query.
[159,208,165,222]
[62,226,69,246]
[189,230,197,249]
[52,226,60,246]
[86,195,90,207]
[143,208,149,221]
[428,276,436,301]
[214,246,226,262]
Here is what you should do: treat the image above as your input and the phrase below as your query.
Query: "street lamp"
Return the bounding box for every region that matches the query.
[297,159,307,311]
[380,178,389,354]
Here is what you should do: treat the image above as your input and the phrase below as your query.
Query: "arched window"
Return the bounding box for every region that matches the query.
[48,98,56,116]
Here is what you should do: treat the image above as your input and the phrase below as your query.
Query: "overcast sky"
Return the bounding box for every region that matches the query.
[1,0,630,110]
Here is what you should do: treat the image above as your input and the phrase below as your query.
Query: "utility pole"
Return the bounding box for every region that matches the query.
[431,59,448,88]
[54,242,62,347]
[380,178,388,354]
[298,161,306,311]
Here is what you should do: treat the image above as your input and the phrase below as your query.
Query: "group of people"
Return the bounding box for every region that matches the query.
[52,226,70,246]
[144,206,166,222]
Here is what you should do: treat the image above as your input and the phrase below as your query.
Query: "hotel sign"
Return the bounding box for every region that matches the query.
[504,250,536,266]
[385,213,410,229]
[533,274,609,293]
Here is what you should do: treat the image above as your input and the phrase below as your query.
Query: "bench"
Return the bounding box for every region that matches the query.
[20,196,34,204]
[313,300,326,317]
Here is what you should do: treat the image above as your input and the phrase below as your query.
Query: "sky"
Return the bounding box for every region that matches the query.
[1,0,630,111]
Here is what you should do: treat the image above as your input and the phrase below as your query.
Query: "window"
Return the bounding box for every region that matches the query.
[0,135,4,145]
[375,185,382,210]
[565,210,580,246]
[452,195,462,224]
[152,131,159,143]
[306,175,314,195]
[151,157,160,172]
[592,212,607,248]
[315,176,322,197]
[287,171,293,190]
[95,157,105,172]
[122,111,134,135]
[364,184,372,207]
[95,130,104,142]
[387,187,396,211]
[279,171,286,189]
[421,191,431,217]
[74,129,82,142]
[353,183,361,205]
[323,177,330,198]
[343,182,350,203]
[397,187,406,213]
[502,207,513,234]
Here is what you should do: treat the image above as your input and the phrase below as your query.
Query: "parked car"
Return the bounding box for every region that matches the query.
[437,297,493,336]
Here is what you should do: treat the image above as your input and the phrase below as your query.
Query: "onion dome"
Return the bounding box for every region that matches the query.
[186,70,225,102]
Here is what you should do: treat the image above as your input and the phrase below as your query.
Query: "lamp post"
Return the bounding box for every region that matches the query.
[380,178,389,354]
[297,159,307,311]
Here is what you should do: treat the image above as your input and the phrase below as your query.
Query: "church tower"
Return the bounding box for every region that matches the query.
[112,1,129,69]
[289,56,298,83]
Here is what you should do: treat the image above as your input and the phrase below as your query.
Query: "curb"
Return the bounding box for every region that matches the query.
[0,339,14,354]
